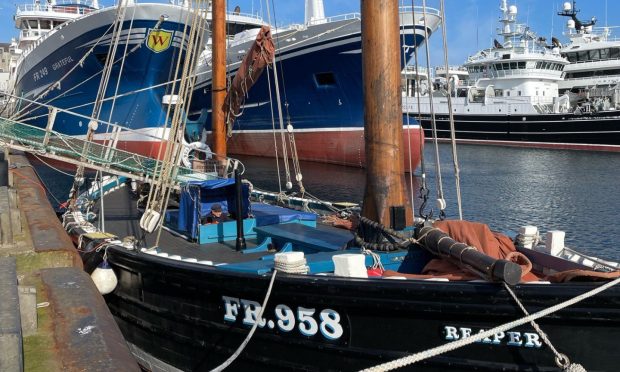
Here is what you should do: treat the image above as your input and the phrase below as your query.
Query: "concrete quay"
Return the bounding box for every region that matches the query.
[0,149,139,372]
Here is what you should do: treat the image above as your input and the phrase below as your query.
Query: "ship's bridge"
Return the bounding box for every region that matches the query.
[14,0,100,50]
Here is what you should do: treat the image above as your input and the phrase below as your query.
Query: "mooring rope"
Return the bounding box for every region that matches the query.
[210,269,278,372]
[359,276,620,372]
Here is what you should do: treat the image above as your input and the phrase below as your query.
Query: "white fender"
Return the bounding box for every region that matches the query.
[91,261,118,295]
[144,210,161,233]
[139,209,150,229]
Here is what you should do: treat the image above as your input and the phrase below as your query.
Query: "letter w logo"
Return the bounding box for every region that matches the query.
[146,29,172,53]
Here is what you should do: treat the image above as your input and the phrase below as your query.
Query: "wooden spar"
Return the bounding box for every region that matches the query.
[211,0,227,157]
[361,0,411,228]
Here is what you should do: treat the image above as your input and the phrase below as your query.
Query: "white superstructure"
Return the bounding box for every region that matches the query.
[557,0,620,107]
[404,0,570,117]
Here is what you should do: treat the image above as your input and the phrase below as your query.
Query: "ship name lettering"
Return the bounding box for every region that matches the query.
[33,67,48,82]
[52,56,74,71]
[443,326,542,348]
[222,296,343,340]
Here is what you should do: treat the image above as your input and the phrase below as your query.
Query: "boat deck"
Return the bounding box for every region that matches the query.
[97,186,354,265]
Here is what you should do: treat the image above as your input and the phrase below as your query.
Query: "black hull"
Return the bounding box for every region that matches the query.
[103,246,620,371]
[413,111,620,151]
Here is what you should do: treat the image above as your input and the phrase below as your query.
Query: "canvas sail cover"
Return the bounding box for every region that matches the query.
[383,220,620,283]
[223,26,276,132]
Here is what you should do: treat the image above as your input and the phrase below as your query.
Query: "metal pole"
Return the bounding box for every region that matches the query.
[234,168,246,251]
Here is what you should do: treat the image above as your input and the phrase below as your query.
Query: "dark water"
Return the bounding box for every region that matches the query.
[32,143,620,262]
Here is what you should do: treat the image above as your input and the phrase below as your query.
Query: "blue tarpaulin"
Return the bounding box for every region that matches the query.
[177,179,250,239]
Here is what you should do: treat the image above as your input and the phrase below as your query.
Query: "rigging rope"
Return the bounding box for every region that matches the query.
[439,0,464,220]
[264,0,293,191]
[142,0,209,247]
[408,1,430,220]
[400,0,416,223]
[71,0,130,201]
[421,0,446,220]
[268,0,305,196]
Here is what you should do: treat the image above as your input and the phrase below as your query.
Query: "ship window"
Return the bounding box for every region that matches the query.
[536,61,542,69]
[28,20,38,28]
[518,62,526,69]
[40,20,51,29]
[495,63,502,70]
[566,53,577,62]
[589,50,601,61]
[510,62,517,69]
[600,48,610,60]
[611,48,620,59]
[518,91,522,96]
[502,62,510,70]
[506,91,510,96]
[577,51,588,61]
[314,72,337,86]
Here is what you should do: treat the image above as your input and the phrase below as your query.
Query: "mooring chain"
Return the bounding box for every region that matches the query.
[503,283,587,372]
[353,216,432,252]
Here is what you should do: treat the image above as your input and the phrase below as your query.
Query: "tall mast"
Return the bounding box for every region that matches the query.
[361,0,410,228]
[211,0,227,157]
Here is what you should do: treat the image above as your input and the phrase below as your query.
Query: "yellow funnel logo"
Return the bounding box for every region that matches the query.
[146,29,172,53]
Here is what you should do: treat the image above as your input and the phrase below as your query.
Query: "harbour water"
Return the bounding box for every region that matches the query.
[240,143,620,262]
[32,143,620,262]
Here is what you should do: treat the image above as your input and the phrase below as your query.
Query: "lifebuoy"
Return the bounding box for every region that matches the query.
[180,141,212,168]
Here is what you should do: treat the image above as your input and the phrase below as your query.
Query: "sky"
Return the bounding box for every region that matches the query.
[1,0,619,66]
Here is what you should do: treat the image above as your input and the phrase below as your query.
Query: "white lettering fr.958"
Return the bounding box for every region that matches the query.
[223,296,343,340]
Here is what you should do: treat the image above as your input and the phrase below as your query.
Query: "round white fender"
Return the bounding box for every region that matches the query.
[91,261,118,295]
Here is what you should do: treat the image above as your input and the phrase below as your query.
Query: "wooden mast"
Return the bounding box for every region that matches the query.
[361,0,411,228]
[211,0,227,158]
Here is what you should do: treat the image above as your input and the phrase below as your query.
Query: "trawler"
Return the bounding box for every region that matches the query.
[6,0,263,158]
[187,0,441,171]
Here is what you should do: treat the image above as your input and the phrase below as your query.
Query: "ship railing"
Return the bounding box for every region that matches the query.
[487,69,564,79]
[306,12,360,25]
[399,6,440,17]
[1,95,244,183]
[16,3,100,16]
[305,5,438,26]
[562,73,620,82]
[16,6,94,63]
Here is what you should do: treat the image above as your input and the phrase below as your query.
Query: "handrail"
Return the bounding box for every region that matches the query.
[16,3,100,15]
[306,5,439,26]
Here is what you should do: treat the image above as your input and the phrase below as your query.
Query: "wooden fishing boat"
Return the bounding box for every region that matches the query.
[56,0,620,371]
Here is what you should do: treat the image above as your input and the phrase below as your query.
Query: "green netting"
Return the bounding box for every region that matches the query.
[0,116,221,184]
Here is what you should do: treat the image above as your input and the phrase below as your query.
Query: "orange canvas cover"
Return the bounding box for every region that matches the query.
[223,26,276,129]
[383,220,620,283]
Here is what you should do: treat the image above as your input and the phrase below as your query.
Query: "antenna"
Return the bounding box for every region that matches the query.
[550,2,554,40]
[476,5,479,50]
